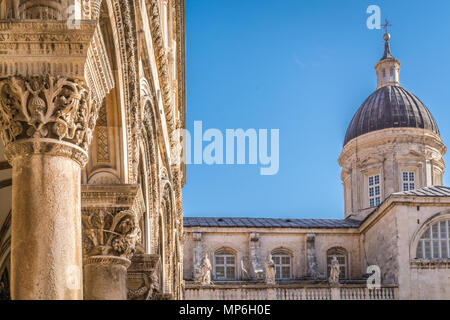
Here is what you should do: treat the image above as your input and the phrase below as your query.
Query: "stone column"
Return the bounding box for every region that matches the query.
[0,1,115,299]
[0,75,97,300]
[81,184,144,300]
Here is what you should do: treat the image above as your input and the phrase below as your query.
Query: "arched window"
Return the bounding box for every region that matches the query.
[272,250,292,280]
[214,249,236,280]
[327,247,348,279]
[416,219,449,259]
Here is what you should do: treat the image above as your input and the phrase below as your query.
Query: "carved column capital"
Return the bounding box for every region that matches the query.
[0,75,98,165]
[81,184,145,261]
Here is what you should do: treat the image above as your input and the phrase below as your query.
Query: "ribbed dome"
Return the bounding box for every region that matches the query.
[344,85,440,146]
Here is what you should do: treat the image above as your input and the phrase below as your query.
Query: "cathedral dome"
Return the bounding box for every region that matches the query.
[343,85,440,146]
[343,23,440,146]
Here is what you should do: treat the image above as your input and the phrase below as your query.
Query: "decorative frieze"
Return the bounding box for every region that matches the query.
[0,21,96,78]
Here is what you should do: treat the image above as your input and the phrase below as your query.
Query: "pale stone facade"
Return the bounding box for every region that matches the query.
[183,31,450,300]
[0,0,186,300]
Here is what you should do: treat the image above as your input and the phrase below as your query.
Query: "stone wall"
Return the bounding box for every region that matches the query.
[183,228,362,281]
[362,208,399,284]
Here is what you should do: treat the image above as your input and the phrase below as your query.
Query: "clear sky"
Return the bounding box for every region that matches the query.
[183,0,450,219]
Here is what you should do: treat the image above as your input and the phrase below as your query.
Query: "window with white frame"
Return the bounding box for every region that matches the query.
[272,251,292,280]
[326,247,348,279]
[416,219,450,259]
[402,171,415,191]
[368,174,381,207]
[389,67,394,82]
[214,249,236,280]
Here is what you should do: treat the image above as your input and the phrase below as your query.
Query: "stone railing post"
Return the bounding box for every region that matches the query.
[330,286,341,300]
[81,184,145,300]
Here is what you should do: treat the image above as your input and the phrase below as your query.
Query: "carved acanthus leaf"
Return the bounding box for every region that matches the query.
[82,209,140,260]
[0,75,98,154]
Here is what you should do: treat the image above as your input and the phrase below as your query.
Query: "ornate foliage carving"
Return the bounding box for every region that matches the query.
[82,209,140,260]
[127,254,162,300]
[0,76,98,155]
[95,101,110,162]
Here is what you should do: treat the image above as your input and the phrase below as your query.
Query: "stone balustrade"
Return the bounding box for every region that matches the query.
[184,282,398,300]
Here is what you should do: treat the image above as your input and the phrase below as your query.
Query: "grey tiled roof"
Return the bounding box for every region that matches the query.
[183,217,361,229]
[393,186,450,197]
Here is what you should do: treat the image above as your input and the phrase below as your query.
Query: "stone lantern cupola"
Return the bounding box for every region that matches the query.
[375,24,401,89]
[338,22,447,220]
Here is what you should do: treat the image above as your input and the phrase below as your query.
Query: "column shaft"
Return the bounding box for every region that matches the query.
[11,153,83,300]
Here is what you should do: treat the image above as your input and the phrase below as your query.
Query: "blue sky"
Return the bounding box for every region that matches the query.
[183,0,450,219]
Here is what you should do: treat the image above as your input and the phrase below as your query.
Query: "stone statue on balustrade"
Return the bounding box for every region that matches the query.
[199,253,212,285]
[329,256,340,286]
[265,254,276,285]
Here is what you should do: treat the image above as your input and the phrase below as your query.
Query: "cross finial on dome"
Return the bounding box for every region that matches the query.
[382,19,392,39]
[380,19,394,60]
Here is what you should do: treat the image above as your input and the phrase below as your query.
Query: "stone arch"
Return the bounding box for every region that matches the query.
[157,211,166,294]
[82,0,140,185]
[271,246,294,256]
[270,247,294,280]
[160,177,175,293]
[140,80,161,255]
[213,247,238,281]
[91,0,140,184]
[410,210,450,260]
[326,246,349,279]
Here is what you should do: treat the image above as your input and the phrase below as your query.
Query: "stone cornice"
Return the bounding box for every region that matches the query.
[81,184,145,220]
[184,227,361,235]
[410,259,450,269]
[359,196,450,233]
[0,20,97,79]
[339,128,446,166]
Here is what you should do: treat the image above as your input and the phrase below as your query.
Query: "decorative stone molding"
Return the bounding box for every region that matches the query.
[127,254,161,300]
[306,233,322,279]
[249,232,264,280]
[0,21,96,78]
[4,139,88,167]
[145,0,176,149]
[250,232,260,242]
[192,232,203,280]
[0,75,98,163]
[84,255,131,268]
[85,25,115,106]
[0,18,113,165]
[81,184,145,260]
[410,259,450,269]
